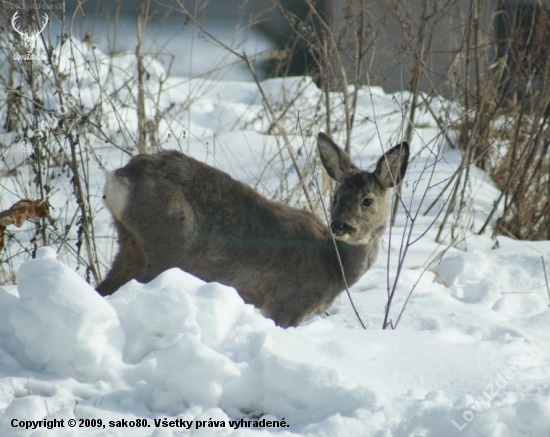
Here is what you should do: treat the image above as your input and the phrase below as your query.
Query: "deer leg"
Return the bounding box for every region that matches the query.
[96,224,147,296]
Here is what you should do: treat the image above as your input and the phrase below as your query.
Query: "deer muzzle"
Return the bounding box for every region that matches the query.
[330,221,355,236]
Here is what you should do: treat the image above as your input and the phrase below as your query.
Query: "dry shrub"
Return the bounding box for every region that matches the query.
[453,0,550,240]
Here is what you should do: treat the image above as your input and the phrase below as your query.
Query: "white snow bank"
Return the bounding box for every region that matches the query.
[0,246,549,436]
[3,248,124,380]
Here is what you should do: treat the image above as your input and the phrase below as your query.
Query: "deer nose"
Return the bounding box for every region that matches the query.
[331,221,354,236]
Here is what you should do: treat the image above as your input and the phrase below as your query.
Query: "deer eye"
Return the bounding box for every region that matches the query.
[362,198,373,207]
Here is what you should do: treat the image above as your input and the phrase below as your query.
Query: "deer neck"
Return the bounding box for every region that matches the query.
[334,234,380,286]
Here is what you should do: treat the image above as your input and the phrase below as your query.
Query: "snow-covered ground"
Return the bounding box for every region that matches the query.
[0,36,549,437]
[55,15,273,81]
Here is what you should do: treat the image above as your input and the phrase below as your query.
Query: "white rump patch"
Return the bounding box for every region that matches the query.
[103,171,129,221]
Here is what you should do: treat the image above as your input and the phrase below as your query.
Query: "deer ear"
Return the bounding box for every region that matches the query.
[374,142,409,188]
[317,132,357,182]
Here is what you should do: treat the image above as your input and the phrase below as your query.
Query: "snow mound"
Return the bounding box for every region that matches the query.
[4,248,123,379]
[0,247,548,436]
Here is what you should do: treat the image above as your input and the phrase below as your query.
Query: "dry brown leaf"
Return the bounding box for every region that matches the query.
[0,199,49,252]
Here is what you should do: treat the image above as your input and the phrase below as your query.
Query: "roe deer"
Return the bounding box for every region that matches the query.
[97,133,409,327]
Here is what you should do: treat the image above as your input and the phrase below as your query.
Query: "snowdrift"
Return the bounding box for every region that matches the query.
[0,243,549,436]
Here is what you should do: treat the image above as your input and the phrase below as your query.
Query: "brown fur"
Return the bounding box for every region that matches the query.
[97,132,409,327]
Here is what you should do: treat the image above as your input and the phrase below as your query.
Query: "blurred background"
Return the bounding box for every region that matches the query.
[57,0,548,99]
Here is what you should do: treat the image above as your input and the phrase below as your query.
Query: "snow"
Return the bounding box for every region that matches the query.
[7,247,123,379]
[47,16,273,82]
[1,38,550,436]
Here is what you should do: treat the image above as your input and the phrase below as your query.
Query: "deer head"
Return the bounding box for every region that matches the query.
[317,133,409,246]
